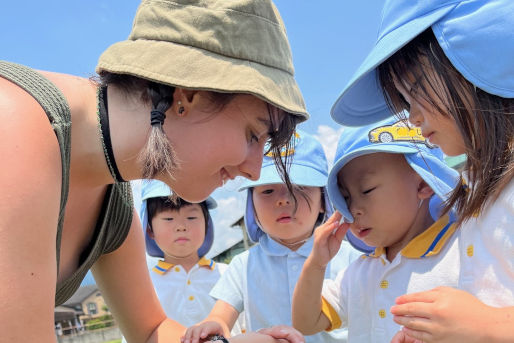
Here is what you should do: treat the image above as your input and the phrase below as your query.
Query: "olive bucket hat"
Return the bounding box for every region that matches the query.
[96,0,308,120]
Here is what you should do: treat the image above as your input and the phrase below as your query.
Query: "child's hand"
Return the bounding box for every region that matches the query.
[181,321,224,343]
[390,286,497,343]
[390,330,423,343]
[257,325,305,343]
[310,211,349,269]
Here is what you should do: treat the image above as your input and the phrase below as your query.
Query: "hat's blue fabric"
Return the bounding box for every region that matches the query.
[328,117,460,252]
[239,130,333,242]
[332,0,514,126]
[140,180,217,258]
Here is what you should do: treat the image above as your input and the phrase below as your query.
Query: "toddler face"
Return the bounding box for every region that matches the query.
[252,184,323,246]
[338,153,426,253]
[150,204,206,259]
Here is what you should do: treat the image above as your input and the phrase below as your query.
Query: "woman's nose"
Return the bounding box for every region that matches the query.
[237,141,265,181]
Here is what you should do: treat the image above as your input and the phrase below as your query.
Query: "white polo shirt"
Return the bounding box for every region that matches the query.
[210,234,361,343]
[322,214,460,342]
[150,257,226,327]
[459,179,514,307]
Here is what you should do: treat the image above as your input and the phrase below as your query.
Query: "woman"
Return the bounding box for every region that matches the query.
[0,0,308,342]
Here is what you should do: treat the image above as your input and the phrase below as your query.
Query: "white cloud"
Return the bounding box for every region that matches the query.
[213,196,245,228]
[313,125,345,167]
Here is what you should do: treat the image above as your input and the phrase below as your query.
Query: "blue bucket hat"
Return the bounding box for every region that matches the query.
[332,0,514,126]
[140,180,217,258]
[328,117,460,252]
[239,130,333,242]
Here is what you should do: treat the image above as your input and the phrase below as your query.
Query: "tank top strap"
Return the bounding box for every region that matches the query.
[0,61,71,274]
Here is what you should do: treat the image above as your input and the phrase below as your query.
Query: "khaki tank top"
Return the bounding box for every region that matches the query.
[0,61,133,306]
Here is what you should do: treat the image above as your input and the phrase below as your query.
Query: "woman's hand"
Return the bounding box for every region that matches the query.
[390,286,513,343]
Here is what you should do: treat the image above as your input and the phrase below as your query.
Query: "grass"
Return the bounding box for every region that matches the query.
[103,340,121,343]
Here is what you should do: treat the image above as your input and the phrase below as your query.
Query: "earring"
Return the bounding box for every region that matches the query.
[177,100,185,116]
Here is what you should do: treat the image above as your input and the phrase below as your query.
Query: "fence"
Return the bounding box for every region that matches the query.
[56,326,121,343]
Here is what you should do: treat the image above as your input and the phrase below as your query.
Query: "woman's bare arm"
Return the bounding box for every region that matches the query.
[0,78,64,342]
[92,209,185,343]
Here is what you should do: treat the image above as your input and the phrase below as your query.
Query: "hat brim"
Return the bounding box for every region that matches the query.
[97,39,308,120]
[331,4,457,126]
[239,163,327,191]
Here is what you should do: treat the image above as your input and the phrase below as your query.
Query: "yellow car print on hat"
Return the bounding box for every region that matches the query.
[368,120,434,147]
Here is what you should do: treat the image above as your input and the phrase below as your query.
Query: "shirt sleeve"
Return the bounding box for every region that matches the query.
[321,267,349,331]
[209,252,247,313]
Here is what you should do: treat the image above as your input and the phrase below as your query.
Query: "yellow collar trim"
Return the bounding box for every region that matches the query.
[198,257,216,270]
[152,258,215,275]
[368,214,457,259]
[152,260,175,275]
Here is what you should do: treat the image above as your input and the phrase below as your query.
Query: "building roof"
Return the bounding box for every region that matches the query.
[62,285,98,307]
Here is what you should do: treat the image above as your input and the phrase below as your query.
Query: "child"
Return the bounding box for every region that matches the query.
[331,1,514,341]
[122,179,235,343]
[140,180,224,327]
[292,118,461,342]
[182,130,361,343]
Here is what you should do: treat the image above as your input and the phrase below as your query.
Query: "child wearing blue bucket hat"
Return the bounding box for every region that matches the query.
[182,130,361,343]
[136,180,223,329]
[332,1,514,341]
[292,118,461,342]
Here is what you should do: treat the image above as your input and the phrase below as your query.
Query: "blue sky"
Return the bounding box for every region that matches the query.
[0,0,384,133]
[1,1,385,281]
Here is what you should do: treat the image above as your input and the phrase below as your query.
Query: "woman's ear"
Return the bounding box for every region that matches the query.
[417,179,435,200]
[173,88,208,115]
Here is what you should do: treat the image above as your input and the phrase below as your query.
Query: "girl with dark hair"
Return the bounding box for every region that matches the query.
[0,1,308,342]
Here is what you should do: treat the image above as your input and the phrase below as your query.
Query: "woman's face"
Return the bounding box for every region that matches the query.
[162,93,284,202]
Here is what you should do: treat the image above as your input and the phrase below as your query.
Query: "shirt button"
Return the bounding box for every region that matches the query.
[379,309,386,318]
[467,245,474,257]
[292,265,298,271]
[174,267,180,272]
[380,280,389,289]
[187,280,191,285]
[188,295,194,301]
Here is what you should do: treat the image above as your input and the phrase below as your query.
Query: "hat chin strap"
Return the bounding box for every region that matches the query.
[274,235,311,248]
[162,250,198,260]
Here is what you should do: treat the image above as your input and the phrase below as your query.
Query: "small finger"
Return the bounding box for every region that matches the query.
[401,326,432,343]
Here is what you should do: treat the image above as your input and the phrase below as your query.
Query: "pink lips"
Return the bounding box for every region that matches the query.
[422,130,434,142]
[174,237,189,243]
[357,228,371,238]
[276,214,292,224]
